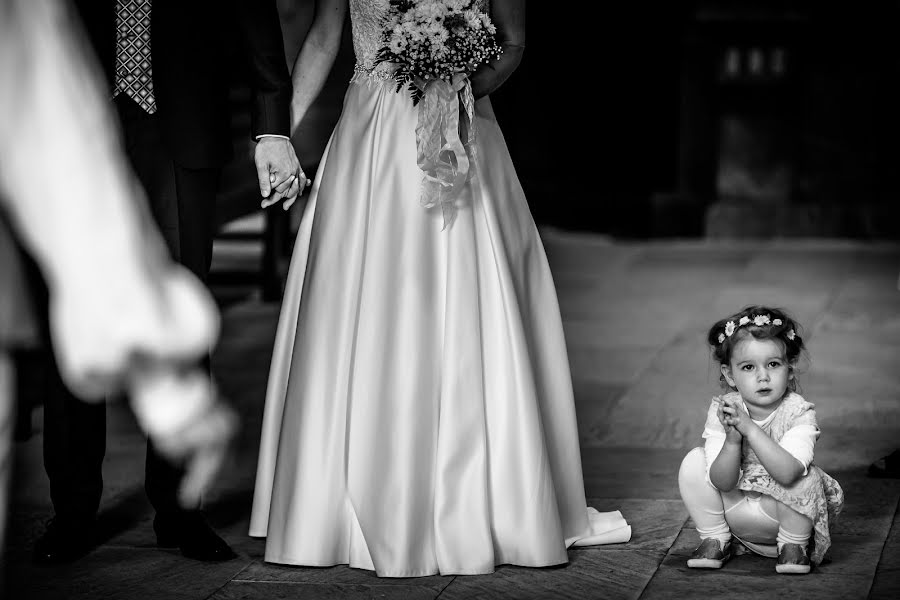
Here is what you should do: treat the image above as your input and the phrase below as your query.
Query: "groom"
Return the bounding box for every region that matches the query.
[32,0,307,564]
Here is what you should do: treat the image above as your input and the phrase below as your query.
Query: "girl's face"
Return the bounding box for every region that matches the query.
[721,337,792,420]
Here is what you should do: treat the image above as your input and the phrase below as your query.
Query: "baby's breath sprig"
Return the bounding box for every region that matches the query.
[375,0,503,105]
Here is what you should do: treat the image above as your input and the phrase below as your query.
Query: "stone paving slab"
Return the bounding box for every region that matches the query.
[597,352,717,448]
[213,498,681,600]
[557,285,714,342]
[816,430,900,475]
[208,581,448,599]
[644,527,877,600]
[573,382,629,445]
[436,548,658,600]
[4,237,899,600]
[807,332,900,380]
[708,285,835,330]
[869,499,900,600]
[5,548,252,600]
[744,249,899,288]
[643,470,900,600]
[822,283,900,341]
[567,342,658,387]
[602,499,686,555]
[627,244,755,273]
[232,563,437,587]
[580,448,688,500]
[827,473,900,537]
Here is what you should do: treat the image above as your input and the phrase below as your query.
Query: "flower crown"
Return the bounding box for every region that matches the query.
[717,314,796,344]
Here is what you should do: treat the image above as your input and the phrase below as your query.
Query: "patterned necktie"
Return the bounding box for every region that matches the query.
[114,0,156,114]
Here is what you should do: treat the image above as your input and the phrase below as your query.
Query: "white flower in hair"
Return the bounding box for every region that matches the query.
[738,316,750,326]
[773,318,783,326]
[753,315,770,326]
[786,329,796,340]
[718,333,726,344]
[724,321,736,337]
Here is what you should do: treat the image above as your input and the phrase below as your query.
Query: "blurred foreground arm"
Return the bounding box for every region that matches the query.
[0,0,235,506]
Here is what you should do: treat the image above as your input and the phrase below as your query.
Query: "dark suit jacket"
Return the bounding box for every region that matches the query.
[72,0,292,169]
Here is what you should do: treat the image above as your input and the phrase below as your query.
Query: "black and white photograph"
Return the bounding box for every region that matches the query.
[0,0,898,598]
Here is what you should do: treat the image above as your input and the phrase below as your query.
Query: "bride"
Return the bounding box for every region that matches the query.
[250,0,630,577]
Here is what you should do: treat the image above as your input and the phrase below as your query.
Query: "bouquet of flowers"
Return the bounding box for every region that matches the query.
[375,0,503,105]
[374,0,502,230]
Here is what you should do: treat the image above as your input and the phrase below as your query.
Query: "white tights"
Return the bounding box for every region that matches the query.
[678,448,813,555]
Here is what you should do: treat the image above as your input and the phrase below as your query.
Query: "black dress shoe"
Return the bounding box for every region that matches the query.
[33,518,96,565]
[154,513,237,562]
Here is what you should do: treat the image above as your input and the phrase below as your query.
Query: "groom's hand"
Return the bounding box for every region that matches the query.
[254,137,309,210]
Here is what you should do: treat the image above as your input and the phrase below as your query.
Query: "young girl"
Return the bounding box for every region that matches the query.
[678,306,843,574]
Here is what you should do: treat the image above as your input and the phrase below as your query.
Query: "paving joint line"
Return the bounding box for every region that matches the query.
[635,510,690,599]
[433,575,457,599]
[866,492,900,600]
[201,559,255,600]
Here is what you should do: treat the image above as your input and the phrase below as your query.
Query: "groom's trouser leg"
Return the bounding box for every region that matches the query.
[42,349,106,522]
[1,351,14,560]
[115,96,220,518]
[144,163,218,517]
[27,251,107,524]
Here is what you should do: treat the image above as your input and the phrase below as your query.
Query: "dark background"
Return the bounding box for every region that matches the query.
[220,1,900,241]
[492,1,900,239]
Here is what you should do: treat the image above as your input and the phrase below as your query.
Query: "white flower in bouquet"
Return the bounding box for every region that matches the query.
[375,0,503,105]
[374,0,503,230]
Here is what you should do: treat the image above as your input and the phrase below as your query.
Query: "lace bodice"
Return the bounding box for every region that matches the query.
[349,0,390,73]
[349,0,490,79]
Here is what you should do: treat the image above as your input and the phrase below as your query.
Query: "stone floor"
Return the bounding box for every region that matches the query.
[4,229,899,599]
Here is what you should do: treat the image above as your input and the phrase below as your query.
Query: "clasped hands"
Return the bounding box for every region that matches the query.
[717,396,756,442]
[254,136,310,211]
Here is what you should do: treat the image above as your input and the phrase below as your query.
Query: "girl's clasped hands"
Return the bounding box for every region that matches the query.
[717,395,749,440]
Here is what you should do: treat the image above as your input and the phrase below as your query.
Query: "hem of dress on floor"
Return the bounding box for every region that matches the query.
[260,557,572,578]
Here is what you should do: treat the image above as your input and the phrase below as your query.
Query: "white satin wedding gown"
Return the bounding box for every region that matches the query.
[249,0,630,577]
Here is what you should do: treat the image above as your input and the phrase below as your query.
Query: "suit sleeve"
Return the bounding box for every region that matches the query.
[231,0,293,138]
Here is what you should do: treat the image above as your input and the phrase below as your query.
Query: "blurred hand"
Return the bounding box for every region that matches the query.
[254,137,309,210]
[152,399,238,508]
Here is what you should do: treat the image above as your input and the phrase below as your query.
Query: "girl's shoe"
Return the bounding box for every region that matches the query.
[775,543,811,574]
[687,538,732,569]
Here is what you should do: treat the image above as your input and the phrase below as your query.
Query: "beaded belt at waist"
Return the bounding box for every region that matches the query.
[350,62,394,85]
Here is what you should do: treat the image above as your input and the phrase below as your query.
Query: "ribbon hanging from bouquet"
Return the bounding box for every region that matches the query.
[414,75,476,230]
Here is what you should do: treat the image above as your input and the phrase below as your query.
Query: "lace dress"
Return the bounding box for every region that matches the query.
[723,392,844,564]
[249,0,631,577]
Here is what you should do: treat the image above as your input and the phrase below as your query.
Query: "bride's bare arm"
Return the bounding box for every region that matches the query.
[469,0,526,99]
[289,0,348,134]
